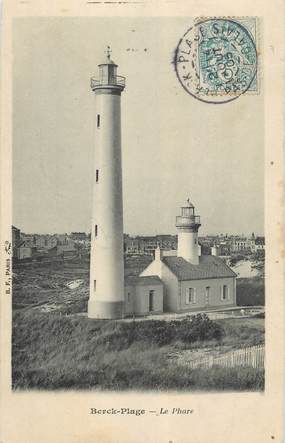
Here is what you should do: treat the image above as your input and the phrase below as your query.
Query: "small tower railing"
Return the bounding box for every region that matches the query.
[176,215,201,226]
[90,75,126,89]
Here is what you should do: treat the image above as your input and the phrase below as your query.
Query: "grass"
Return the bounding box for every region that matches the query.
[12,255,153,314]
[12,256,265,391]
[12,258,89,312]
[12,311,264,391]
[216,317,265,348]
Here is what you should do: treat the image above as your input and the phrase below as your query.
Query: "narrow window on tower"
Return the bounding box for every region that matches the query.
[95,225,98,237]
[97,114,100,128]
[96,169,99,183]
[94,280,96,292]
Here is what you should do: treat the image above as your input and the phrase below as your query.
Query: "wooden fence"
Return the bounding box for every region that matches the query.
[188,344,265,369]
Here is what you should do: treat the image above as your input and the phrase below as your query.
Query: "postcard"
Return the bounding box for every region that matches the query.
[0,1,284,442]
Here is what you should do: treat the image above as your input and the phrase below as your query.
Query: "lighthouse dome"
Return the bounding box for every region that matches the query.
[185,198,194,208]
[98,47,118,66]
[99,55,117,66]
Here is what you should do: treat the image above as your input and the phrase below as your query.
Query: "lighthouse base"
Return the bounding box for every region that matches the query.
[88,299,125,320]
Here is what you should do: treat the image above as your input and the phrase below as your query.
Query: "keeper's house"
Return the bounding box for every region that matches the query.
[139,199,237,314]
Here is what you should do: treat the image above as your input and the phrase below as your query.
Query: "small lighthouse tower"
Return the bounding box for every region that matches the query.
[88,48,126,319]
[176,199,201,265]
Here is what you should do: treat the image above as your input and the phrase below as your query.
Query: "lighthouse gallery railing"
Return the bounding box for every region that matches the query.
[176,215,201,226]
[90,75,126,89]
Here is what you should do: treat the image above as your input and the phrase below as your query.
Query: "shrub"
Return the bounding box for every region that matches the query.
[237,278,265,306]
[178,314,225,342]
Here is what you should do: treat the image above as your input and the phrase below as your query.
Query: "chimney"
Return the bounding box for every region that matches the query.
[198,243,202,256]
[155,245,163,261]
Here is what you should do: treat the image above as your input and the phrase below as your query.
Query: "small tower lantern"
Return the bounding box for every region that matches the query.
[176,198,201,265]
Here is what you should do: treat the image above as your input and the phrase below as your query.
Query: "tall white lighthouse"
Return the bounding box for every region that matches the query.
[88,48,126,319]
[176,199,201,264]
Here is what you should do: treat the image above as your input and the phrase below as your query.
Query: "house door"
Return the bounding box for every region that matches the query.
[205,287,210,305]
[149,290,154,312]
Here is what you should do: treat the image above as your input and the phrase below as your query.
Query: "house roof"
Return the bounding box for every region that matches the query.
[125,275,162,287]
[17,240,35,248]
[162,255,236,281]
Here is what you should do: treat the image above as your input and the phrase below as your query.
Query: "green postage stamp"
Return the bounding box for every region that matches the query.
[175,17,259,104]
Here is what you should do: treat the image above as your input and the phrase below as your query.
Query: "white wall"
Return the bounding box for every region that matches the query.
[161,263,179,311]
[179,277,236,312]
[140,257,162,278]
[124,284,136,316]
[134,284,163,315]
[124,283,163,316]
[89,92,124,307]
[177,231,199,264]
[140,259,178,312]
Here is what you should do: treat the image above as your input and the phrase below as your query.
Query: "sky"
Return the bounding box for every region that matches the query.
[13,17,264,236]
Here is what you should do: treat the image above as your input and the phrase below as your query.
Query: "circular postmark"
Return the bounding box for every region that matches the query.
[174,18,258,104]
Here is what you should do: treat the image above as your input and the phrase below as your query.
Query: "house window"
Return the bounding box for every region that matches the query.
[95,225,98,237]
[94,280,96,292]
[97,114,100,128]
[96,169,99,183]
[221,285,229,300]
[186,288,196,304]
[127,292,131,304]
